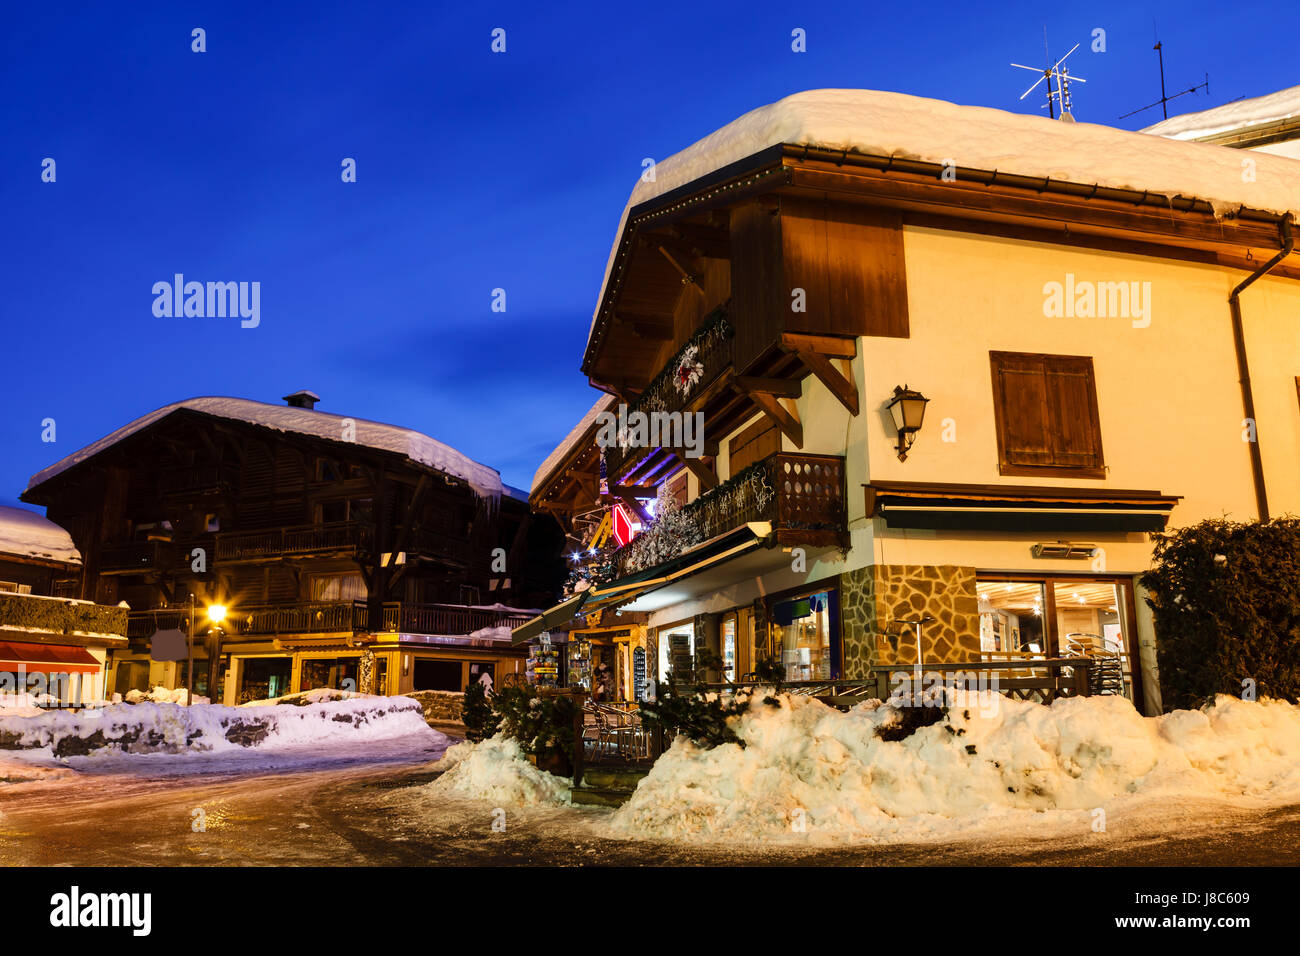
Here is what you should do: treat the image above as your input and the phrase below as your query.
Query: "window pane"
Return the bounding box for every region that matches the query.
[1053,581,1133,700]
[977,581,1047,656]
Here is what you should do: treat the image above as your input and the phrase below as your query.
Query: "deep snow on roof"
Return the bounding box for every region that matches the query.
[530,393,616,495]
[590,88,1300,345]
[0,505,81,564]
[1142,84,1300,141]
[25,397,503,502]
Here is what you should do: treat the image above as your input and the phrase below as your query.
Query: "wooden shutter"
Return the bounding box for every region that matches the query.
[990,352,1105,478]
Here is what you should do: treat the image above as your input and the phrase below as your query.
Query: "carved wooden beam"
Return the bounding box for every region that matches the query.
[671,449,719,490]
[748,391,804,448]
[779,332,857,358]
[735,375,802,398]
[619,495,652,523]
[796,351,859,415]
[656,245,707,299]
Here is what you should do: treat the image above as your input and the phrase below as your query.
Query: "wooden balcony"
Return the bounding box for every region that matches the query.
[213,522,373,563]
[100,540,174,575]
[603,308,734,481]
[128,601,532,640]
[611,452,845,579]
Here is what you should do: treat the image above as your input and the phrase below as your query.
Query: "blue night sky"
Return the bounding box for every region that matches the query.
[2,1,1295,509]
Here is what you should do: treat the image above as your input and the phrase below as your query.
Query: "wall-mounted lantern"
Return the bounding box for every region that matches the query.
[886,385,930,461]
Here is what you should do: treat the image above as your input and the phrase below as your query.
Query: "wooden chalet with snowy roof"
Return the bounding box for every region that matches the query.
[20,392,565,704]
[520,88,1300,717]
[0,505,127,703]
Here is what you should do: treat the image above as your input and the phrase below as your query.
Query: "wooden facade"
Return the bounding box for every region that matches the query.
[21,400,565,702]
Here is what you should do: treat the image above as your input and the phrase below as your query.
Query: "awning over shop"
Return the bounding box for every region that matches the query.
[0,640,101,674]
[511,523,772,644]
[864,481,1181,533]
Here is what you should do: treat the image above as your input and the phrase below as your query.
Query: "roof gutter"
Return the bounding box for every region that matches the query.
[1227,214,1294,522]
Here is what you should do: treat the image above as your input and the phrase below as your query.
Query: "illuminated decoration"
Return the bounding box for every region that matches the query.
[611,502,644,547]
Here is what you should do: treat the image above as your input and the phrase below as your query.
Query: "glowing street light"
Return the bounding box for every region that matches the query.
[206,604,227,625]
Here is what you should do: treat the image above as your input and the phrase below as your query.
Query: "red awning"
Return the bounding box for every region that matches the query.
[0,641,101,674]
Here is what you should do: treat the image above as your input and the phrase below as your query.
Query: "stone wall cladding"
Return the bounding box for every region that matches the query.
[404,690,464,724]
[839,564,981,674]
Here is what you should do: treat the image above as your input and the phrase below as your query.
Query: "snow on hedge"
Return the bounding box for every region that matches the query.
[426,736,571,806]
[609,691,1300,843]
[0,695,442,759]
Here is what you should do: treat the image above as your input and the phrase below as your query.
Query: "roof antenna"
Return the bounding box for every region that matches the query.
[1011,29,1087,121]
[1118,26,1209,122]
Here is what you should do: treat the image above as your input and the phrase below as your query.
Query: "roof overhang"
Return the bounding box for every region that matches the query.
[864,481,1181,534]
[511,522,772,644]
[583,144,1298,383]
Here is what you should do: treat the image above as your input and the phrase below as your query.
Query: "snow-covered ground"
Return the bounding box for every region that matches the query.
[0,694,449,778]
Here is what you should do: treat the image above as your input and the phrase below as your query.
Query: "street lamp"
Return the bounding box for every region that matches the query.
[886,385,930,461]
[204,604,228,704]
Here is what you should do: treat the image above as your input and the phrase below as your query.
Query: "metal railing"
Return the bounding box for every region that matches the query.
[214,521,372,561]
[379,602,533,635]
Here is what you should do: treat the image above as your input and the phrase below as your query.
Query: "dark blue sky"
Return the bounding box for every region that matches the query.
[3,0,1294,508]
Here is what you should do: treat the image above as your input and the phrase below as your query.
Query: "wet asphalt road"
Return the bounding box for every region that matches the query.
[2,752,1299,867]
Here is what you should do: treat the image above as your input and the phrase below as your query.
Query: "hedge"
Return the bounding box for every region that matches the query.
[1141,518,1300,710]
[0,593,127,638]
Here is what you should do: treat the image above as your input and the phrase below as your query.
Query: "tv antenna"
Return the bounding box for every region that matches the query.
[1011,31,1086,120]
[1118,33,1209,121]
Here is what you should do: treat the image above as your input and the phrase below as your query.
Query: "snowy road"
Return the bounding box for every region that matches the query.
[3,739,1299,866]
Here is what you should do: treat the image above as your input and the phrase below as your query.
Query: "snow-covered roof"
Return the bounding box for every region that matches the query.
[25,397,503,502]
[0,505,81,565]
[590,88,1300,344]
[1142,84,1300,141]
[529,393,616,496]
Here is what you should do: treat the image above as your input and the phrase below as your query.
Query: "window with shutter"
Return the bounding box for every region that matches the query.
[990,351,1105,479]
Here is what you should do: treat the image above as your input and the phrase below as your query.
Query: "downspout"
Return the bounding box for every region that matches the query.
[1227,214,1293,522]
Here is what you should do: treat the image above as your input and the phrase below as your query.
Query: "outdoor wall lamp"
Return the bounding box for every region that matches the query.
[886,385,930,461]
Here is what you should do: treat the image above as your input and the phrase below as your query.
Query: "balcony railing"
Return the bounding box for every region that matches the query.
[604,308,734,480]
[214,522,372,562]
[380,602,533,635]
[100,540,174,575]
[611,452,845,580]
[127,601,533,640]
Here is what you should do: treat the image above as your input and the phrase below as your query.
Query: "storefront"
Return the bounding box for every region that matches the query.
[976,573,1144,704]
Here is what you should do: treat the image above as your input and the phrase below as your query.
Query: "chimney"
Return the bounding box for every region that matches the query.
[283,390,320,410]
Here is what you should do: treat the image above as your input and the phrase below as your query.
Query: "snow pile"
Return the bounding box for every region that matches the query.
[0,692,54,718]
[609,692,1300,843]
[427,736,571,806]
[0,695,442,758]
[125,686,208,706]
[239,687,362,707]
[0,505,80,563]
[25,397,503,503]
